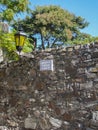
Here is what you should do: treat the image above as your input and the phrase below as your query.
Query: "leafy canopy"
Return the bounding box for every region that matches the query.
[18,5,89,49]
[0,0,30,22]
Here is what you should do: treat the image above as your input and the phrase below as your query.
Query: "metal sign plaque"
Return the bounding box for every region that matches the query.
[40,60,53,71]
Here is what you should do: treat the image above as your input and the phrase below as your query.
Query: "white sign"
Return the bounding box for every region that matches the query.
[40,60,53,71]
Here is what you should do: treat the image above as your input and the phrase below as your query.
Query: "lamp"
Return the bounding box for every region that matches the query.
[14,26,27,53]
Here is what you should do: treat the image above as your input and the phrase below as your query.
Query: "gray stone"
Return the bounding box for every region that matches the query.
[49,117,62,128]
[24,115,37,129]
[0,126,8,130]
[0,45,98,130]
[39,117,50,130]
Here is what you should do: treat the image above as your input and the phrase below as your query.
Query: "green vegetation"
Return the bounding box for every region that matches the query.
[0,30,33,61]
[0,0,33,61]
[69,33,98,45]
[15,5,98,49]
[0,1,98,60]
[0,0,30,22]
[16,5,90,49]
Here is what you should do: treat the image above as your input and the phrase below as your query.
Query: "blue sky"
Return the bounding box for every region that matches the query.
[29,0,98,37]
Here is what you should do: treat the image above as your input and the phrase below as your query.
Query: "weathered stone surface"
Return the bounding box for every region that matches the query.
[24,115,37,129]
[39,116,50,130]
[49,117,62,128]
[0,44,98,129]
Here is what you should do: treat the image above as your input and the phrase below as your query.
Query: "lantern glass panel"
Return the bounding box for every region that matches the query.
[15,34,20,46]
[19,35,26,47]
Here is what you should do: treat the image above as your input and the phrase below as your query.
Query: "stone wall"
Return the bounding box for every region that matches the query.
[0,43,98,130]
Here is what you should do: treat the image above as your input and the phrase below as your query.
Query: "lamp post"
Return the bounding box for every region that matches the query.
[14,26,27,53]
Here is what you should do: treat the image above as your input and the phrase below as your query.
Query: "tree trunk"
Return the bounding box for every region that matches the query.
[41,34,45,49]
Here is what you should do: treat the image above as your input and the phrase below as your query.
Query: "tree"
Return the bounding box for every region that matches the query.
[0,0,30,22]
[0,0,33,61]
[16,5,89,49]
[69,32,98,45]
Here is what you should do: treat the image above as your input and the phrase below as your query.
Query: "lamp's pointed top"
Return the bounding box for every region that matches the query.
[18,25,23,31]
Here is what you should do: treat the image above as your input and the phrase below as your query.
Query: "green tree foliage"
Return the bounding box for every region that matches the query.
[0,0,33,61]
[0,30,18,60]
[17,5,89,49]
[0,0,30,22]
[0,30,33,61]
[69,32,98,45]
